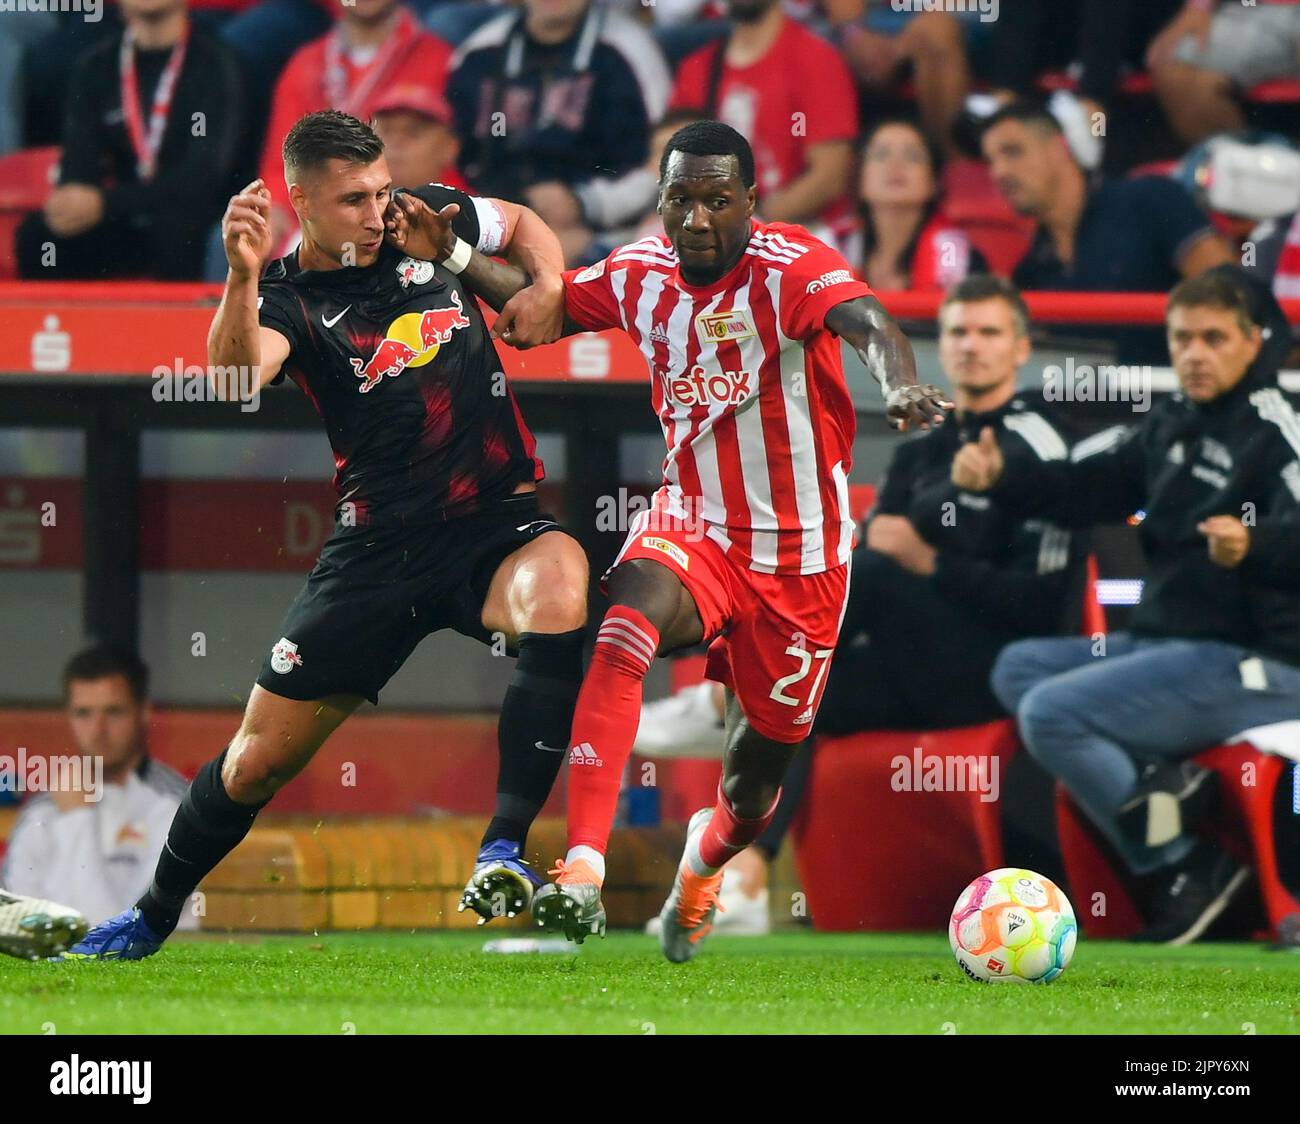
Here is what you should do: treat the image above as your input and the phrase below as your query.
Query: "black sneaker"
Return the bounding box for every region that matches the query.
[1117,760,1219,848]
[1132,843,1251,946]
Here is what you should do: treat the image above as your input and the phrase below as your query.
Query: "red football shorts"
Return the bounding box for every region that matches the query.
[609,503,851,743]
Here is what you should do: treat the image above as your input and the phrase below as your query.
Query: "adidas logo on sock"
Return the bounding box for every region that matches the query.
[568,742,603,767]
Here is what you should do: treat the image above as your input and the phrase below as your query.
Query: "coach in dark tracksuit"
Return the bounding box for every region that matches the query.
[960,267,1300,945]
[753,276,1084,862]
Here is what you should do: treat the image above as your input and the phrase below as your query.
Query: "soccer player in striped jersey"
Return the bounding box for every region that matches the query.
[396,120,951,958]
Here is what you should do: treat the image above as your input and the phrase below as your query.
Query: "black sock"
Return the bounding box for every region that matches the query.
[136,747,269,939]
[482,628,585,852]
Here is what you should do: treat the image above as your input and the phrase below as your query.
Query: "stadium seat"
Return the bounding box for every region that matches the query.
[790,550,1105,932]
[793,720,1018,930]
[1055,736,1300,940]
[1082,554,1106,636]
[1053,786,1143,938]
[0,147,59,281]
[938,160,1033,277]
[1127,161,1178,179]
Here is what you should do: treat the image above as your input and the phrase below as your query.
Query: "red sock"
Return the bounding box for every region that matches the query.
[694,784,782,873]
[565,606,659,854]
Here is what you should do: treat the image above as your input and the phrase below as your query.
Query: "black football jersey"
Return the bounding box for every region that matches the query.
[256,183,541,527]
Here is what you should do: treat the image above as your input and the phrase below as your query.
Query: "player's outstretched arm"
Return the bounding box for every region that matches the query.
[825,295,952,432]
[208,178,290,396]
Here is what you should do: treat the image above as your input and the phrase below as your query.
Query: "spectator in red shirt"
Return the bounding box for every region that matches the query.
[257,0,452,248]
[670,0,857,238]
[841,117,985,291]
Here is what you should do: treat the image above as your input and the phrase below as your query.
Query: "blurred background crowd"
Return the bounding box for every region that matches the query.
[3,0,1299,308]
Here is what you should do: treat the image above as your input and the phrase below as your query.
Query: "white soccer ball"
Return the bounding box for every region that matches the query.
[948,867,1077,984]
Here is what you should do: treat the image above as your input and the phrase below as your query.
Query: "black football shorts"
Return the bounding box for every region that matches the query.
[256,493,566,704]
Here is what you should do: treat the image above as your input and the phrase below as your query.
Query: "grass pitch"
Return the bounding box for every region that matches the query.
[2,931,1298,1035]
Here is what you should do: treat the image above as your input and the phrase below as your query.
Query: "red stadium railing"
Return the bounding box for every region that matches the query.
[0,285,1296,381]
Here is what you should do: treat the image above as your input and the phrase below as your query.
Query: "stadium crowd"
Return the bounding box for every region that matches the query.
[5,0,1300,297]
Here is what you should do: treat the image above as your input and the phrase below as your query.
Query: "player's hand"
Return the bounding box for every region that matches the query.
[1145,5,1211,70]
[492,273,564,349]
[951,426,1004,492]
[1198,515,1250,568]
[885,383,952,432]
[221,179,274,278]
[44,184,104,237]
[385,192,458,262]
[866,514,937,576]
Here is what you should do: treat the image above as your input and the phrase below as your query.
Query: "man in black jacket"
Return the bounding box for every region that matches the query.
[16,0,245,280]
[956,267,1300,946]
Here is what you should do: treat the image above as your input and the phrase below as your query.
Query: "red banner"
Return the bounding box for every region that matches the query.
[0,284,651,383]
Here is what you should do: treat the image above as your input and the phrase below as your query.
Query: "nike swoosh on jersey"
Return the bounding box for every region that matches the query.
[534,741,567,753]
[322,305,351,328]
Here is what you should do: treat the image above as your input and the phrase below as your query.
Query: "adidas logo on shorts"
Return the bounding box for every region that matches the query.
[568,742,603,767]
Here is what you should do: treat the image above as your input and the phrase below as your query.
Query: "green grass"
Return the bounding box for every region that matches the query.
[3,932,1298,1034]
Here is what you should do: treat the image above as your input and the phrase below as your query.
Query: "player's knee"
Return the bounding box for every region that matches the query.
[518,573,587,634]
[222,731,294,803]
[509,537,589,633]
[721,774,782,820]
[989,644,1029,714]
[606,565,680,639]
[1014,683,1062,760]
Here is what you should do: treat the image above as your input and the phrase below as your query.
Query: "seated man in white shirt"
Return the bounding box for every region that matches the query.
[1,646,199,932]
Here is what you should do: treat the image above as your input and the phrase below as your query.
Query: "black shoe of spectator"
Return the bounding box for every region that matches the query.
[1117,760,1219,849]
[1132,843,1251,946]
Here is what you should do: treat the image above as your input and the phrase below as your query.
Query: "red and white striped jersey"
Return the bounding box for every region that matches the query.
[563,220,872,575]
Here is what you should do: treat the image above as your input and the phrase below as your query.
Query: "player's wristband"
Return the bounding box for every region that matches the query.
[442,237,472,274]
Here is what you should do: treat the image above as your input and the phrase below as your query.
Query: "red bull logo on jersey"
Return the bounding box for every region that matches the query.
[661,364,754,408]
[349,291,472,393]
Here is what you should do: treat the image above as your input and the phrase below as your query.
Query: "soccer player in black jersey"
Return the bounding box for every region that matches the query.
[66,110,588,959]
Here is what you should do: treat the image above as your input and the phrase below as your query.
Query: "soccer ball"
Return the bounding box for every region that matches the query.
[948,868,1076,984]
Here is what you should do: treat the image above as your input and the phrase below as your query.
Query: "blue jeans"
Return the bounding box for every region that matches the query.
[992,632,1300,875]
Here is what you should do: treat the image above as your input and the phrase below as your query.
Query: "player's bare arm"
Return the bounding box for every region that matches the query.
[825,295,952,432]
[384,191,565,348]
[208,178,291,394]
